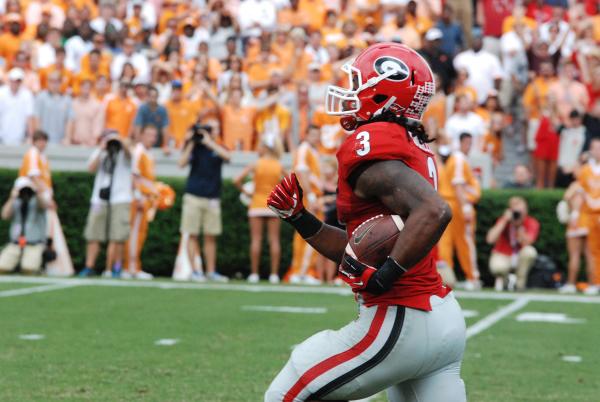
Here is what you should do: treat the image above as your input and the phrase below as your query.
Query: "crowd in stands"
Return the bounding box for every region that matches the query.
[0,0,599,292]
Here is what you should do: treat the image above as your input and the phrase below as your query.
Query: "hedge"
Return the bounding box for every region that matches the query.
[0,169,566,284]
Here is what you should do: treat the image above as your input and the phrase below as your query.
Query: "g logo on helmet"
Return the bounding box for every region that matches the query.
[373,57,410,82]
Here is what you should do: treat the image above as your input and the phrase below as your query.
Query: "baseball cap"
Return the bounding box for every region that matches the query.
[14,177,34,191]
[8,68,25,81]
[171,80,183,89]
[425,28,443,41]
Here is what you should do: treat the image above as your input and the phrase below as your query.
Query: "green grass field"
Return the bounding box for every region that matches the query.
[0,277,598,401]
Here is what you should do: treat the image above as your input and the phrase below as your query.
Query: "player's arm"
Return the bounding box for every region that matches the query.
[267,173,347,263]
[339,159,452,294]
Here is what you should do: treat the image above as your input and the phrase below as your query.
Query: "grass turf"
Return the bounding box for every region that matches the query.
[0,282,597,401]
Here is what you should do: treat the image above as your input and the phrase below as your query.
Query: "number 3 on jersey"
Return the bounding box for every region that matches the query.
[355,131,370,156]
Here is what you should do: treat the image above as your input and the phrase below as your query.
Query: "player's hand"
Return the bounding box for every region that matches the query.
[338,254,377,292]
[267,173,305,220]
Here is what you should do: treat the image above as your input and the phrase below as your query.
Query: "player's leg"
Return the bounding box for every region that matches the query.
[267,217,281,279]
[397,361,466,402]
[249,217,264,277]
[265,305,405,402]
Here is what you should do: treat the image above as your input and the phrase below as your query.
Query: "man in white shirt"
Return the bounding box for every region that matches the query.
[65,22,94,73]
[453,29,504,105]
[444,94,486,151]
[237,0,277,39]
[0,68,35,145]
[180,18,210,61]
[90,2,123,33]
[110,38,150,83]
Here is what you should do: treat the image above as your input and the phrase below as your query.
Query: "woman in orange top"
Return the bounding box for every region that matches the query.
[234,135,287,284]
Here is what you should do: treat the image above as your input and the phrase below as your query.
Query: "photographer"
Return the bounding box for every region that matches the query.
[0,177,49,274]
[486,196,540,291]
[178,119,231,282]
[79,131,133,278]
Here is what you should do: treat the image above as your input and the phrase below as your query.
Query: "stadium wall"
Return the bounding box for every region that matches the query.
[0,169,565,282]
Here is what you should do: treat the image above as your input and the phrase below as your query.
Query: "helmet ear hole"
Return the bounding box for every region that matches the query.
[373,94,388,104]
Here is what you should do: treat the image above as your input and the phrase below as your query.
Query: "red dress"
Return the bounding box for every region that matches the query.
[533,116,559,161]
[336,122,449,311]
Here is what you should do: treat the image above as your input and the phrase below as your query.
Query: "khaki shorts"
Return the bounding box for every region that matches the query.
[84,203,131,242]
[0,243,45,273]
[180,194,222,236]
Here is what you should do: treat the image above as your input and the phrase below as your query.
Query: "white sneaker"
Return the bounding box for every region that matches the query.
[247,273,260,283]
[190,271,207,282]
[135,271,154,280]
[463,280,481,291]
[120,270,134,279]
[558,283,577,294]
[289,274,302,284]
[101,270,112,278]
[583,285,599,295]
[333,278,344,286]
[268,274,280,284]
[302,275,322,285]
[494,277,504,292]
[507,274,517,292]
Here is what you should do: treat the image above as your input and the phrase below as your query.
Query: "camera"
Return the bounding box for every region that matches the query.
[191,123,212,145]
[18,186,35,201]
[512,210,522,221]
[106,138,122,155]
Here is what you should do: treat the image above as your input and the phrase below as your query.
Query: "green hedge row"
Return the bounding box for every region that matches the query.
[0,169,566,283]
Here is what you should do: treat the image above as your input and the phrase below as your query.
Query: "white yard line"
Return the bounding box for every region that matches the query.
[466,298,530,339]
[1,276,600,304]
[0,282,78,298]
[242,305,328,314]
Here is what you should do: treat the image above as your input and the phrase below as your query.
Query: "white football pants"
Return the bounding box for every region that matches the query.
[265,292,467,402]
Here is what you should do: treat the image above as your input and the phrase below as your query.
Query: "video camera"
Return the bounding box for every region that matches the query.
[191,123,212,145]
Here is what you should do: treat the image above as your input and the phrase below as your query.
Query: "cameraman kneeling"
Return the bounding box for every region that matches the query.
[486,196,540,291]
[79,132,133,278]
[0,178,49,274]
[178,120,231,282]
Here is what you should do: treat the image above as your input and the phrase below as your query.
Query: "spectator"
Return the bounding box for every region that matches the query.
[559,153,594,294]
[134,86,170,147]
[65,79,104,146]
[435,4,464,56]
[486,196,540,291]
[477,0,514,56]
[178,120,231,282]
[0,13,25,64]
[34,71,72,144]
[454,28,504,105]
[0,68,35,145]
[583,99,600,151]
[237,0,277,41]
[482,111,505,168]
[124,125,159,280]
[179,18,208,61]
[104,81,137,139]
[438,133,482,290]
[0,177,49,274]
[379,7,421,49]
[19,130,52,198]
[234,134,286,284]
[444,94,486,151]
[64,22,94,73]
[504,164,534,189]
[90,2,123,34]
[79,132,133,278]
[13,50,41,93]
[532,109,559,188]
[548,60,589,125]
[419,28,456,94]
[110,37,150,83]
[576,138,600,295]
[165,81,199,149]
[556,110,586,188]
[255,85,292,151]
[523,61,556,152]
[39,47,73,93]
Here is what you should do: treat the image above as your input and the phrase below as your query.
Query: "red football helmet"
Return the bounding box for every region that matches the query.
[326,42,435,127]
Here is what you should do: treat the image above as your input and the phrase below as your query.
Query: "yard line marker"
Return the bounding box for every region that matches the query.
[0,283,78,298]
[242,305,327,314]
[516,312,586,324]
[466,298,529,339]
[155,338,179,346]
[19,334,45,340]
[462,309,479,318]
[562,355,582,363]
[1,276,600,304]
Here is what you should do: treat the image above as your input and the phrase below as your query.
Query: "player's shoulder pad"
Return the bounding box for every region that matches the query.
[337,122,430,180]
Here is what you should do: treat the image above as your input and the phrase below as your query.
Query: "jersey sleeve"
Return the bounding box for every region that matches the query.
[338,122,414,181]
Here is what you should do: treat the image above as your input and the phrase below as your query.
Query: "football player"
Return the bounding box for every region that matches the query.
[266,43,466,402]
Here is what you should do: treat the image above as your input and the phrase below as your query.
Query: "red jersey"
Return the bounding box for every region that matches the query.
[336,122,449,311]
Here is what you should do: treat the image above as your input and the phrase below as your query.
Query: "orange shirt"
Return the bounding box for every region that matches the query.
[39,64,73,93]
[454,84,478,105]
[578,163,600,215]
[104,95,137,138]
[422,94,446,131]
[0,33,23,64]
[294,141,322,196]
[250,157,285,211]
[438,151,480,204]
[298,0,327,31]
[80,52,111,77]
[522,77,554,119]
[165,99,199,148]
[19,146,52,193]
[247,60,281,89]
[483,133,503,163]
[312,108,344,155]
[221,104,257,151]
[406,14,433,35]
[255,105,291,148]
[502,16,537,34]
[278,7,309,27]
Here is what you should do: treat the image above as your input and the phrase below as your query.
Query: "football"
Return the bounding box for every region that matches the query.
[345,214,405,267]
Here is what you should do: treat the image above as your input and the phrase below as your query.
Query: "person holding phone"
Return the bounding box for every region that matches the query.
[486,196,540,291]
